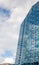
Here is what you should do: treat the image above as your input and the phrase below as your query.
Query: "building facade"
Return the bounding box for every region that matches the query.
[15,1,39,65]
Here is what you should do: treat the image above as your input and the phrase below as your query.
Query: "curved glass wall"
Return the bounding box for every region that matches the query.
[15,1,39,65]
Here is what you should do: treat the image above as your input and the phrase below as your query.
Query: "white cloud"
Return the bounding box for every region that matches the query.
[0,49,4,55]
[2,58,14,64]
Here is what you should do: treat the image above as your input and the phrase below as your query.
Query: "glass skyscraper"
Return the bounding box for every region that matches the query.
[15,1,39,65]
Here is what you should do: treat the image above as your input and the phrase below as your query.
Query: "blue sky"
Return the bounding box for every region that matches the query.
[0,0,39,64]
[0,7,11,22]
[1,50,13,58]
[0,7,11,17]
